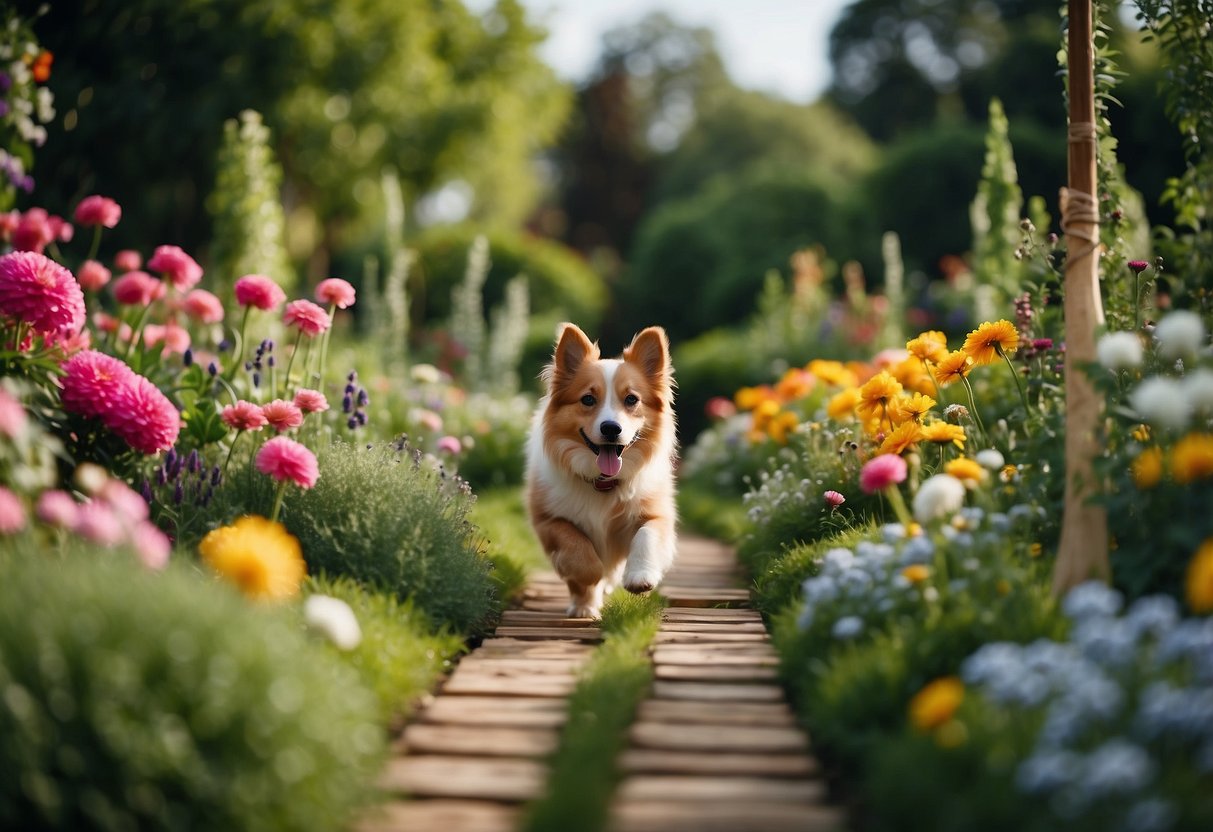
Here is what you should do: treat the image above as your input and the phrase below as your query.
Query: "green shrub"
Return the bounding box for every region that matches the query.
[468,486,549,606]
[752,524,875,617]
[0,553,383,831]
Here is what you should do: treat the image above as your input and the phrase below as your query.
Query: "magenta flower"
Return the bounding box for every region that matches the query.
[315,277,356,309]
[99,478,150,524]
[221,400,268,431]
[35,489,79,528]
[147,244,203,291]
[859,454,908,494]
[234,274,286,311]
[131,520,171,569]
[10,208,53,253]
[60,350,130,417]
[50,327,91,356]
[182,288,225,323]
[77,259,112,291]
[283,299,331,337]
[436,435,462,454]
[823,490,846,508]
[0,486,26,534]
[73,501,124,545]
[105,372,181,454]
[293,388,329,413]
[262,399,304,432]
[0,250,86,336]
[256,436,319,489]
[0,386,28,438]
[1128,260,1149,274]
[111,270,164,306]
[47,215,74,243]
[73,195,122,228]
[114,249,142,272]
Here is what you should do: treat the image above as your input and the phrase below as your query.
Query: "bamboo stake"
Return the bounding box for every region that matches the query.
[1053,0,1110,594]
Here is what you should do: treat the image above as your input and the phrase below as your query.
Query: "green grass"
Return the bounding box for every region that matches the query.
[520,590,666,832]
[676,481,749,542]
[470,486,549,604]
[751,521,878,616]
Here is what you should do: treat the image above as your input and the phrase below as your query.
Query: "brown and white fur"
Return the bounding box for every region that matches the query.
[525,323,678,618]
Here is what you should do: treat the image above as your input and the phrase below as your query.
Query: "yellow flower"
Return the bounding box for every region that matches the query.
[906,332,948,364]
[199,515,306,601]
[1029,542,1043,558]
[909,677,965,732]
[807,359,858,388]
[1132,424,1151,443]
[767,410,800,444]
[826,387,861,421]
[1170,433,1213,484]
[933,350,974,386]
[878,421,924,456]
[1000,464,1018,483]
[962,319,1020,366]
[1186,539,1213,614]
[856,371,903,424]
[889,358,936,396]
[1132,446,1164,490]
[944,457,986,484]
[921,421,966,450]
[902,564,930,583]
[775,368,815,403]
[889,392,936,424]
[734,385,775,412]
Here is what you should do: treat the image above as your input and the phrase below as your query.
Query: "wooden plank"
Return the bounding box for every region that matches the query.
[651,648,779,666]
[629,722,808,753]
[454,656,588,675]
[609,800,845,832]
[652,681,785,703]
[474,639,594,659]
[662,608,763,622]
[493,626,603,641]
[652,631,768,644]
[403,724,559,757]
[636,699,797,727]
[420,696,568,728]
[355,800,518,832]
[379,756,546,802]
[658,622,766,633]
[441,672,577,698]
[654,664,780,682]
[619,749,818,778]
[499,610,595,626]
[617,775,826,804]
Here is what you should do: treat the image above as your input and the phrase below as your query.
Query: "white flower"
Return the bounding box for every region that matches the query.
[1183,367,1213,415]
[912,474,966,524]
[1096,331,1144,370]
[975,448,1005,470]
[1129,377,1192,431]
[1154,310,1206,360]
[410,363,442,385]
[304,595,362,651]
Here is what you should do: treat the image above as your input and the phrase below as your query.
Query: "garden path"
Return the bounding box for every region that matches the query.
[356,536,843,832]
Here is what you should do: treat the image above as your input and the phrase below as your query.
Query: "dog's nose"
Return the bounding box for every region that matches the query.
[600,420,622,441]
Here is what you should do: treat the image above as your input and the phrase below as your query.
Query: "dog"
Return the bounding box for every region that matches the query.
[525,323,678,618]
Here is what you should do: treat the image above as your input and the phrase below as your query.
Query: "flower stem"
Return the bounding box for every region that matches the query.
[282,329,303,398]
[883,483,913,527]
[923,358,945,405]
[998,346,1031,421]
[270,479,287,524]
[222,430,244,477]
[959,375,989,447]
[230,306,251,380]
[85,225,103,264]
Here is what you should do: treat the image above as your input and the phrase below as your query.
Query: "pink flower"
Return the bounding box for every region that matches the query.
[100,479,149,524]
[293,388,329,413]
[859,454,908,495]
[824,490,846,508]
[0,487,26,534]
[283,299,331,337]
[705,396,737,421]
[222,400,268,431]
[48,215,74,243]
[114,249,142,271]
[50,326,91,355]
[256,436,319,489]
[437,435,462,454]
[105,373,181,454]
[182,288,225,323]
[77,259,112,291]
[60,350,133,418]
[147,244,203,290]
[73,501,124,545]
[11,208,53,253]
[160,321,191,355]
[234,274,286,311]
[0,387,28,438]
[73,195,122,228]
[0,210,19,240]
[315,277,356,309]
[1128,260,1149,274]
[141,323,166,348]
[92,311,132,341]
[112,270,164,306]
[36,489,79,528]
[0,251,86,336]
[131,520,171,570]
[262,399,304,432]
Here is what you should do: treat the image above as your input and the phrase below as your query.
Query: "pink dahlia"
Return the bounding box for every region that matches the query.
[824,490,846,508]
[59,350,132,419]
[0,386,28,438]
[293,388,329,413]
[315,277,356,309]
[131,520,171,570]
[182,288,225,323]
[234,274,286,311]
[0,250,86,336]
[256,436,319,489]
[283,299,331,337]
[48,215,74,244]
[222,400,268,431]
[100,478,150,524]
[35,489,79,528]
[73,501,124,545]
[859,454,909,495]
[159,322,191,355]
[50,326,91,355]
[10,208,54,253]
[147,244,203,290]
[0,486,26,534]
[73,195,122,228]
[77,259,112,291]
[262,399,304,432]
[104,372,181,454]
[114,249,142,272]
[112,270,164,306]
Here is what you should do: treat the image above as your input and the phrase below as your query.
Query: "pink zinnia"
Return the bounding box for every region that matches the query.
[10,208,54,253]
[73,195,122,228]
[234,274,286,311]
[222,400,268,431]
[283,299,331,337]
[824,490,846,508]
[293,388,329,413]
[262,399,304,432]
[315,277,356,309]
[437,435,462,454]
[0,250,86,336]
[77,259,112,291]
[256,436,319,489]
[859,454,909,494]
[36,489,79,528]
[100,478,150,524]
[111,270,164,306]
[0,387,28,438]
[160,321,191,355]
[104,372,181,454]
[0,486,26,534]
[48,215,74,243]
[141,324,166,348]
[50,326,91,355]
[114,249,142,272]
[59,350,132,418]
[73,501,124,545]
[131,520,171,570]
[182,288,225,324]
[147,244,203,290]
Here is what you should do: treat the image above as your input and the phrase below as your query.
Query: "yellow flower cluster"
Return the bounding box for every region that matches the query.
[1187,538,1213,614]
[1132,433,1213,489]
[909,676,965,732]
[199,515,307,601]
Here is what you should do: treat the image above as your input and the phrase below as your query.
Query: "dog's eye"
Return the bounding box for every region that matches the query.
[624,394,640,407]
[580,394,596,407]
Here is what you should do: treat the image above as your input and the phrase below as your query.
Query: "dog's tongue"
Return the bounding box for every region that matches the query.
[597,447,623,478]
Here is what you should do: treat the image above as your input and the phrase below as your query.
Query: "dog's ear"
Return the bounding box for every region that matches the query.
[623,326,670,383]
[551,323,599,380]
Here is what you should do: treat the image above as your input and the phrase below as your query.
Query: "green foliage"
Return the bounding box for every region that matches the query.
[0,7,53,211]
[751,524,876,617]
[675,481,750,544]
[969,99,1025,304]
[0,552,384,831]
[206,110,293,296]
[468,486,548,604]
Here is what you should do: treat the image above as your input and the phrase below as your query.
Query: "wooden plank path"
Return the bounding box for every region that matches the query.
[356,535,844,832]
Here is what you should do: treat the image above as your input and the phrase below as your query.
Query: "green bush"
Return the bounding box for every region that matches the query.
[0,553,383,831]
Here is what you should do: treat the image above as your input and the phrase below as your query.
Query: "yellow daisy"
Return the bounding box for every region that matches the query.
[199,515,306,601]
[826,387,861,421]
[906,332,948,364]
[856,370,903,424]
[909,677,965,732]
[1186,539,1213,614]
[1170,433,1213,484]
[889,392,937,424]
[806,359,858,388]
[921,422,967,450]
[933,350,974,386]
[878,421,924,456]
[902,564,930,583]
[945,457,986,485]
[1132,446,1164,490]
[962,319,1020,366]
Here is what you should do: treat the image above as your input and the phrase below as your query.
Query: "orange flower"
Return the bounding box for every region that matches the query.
[933,350,973,386]
[767,410,800,444]
[944,457,986,484]
[31,51,54,84]
[906,332,948,364]
[1187,539,1213,615]
[921,422,966,450]
[1132,446,1164,489]
[856,371,903,424]
[888,392,936,424]
[962,320,1019,366]
[775,368,815,402]
[878,421,924,456]
[889,357,935,396]
[735,385,775,412]
[1170,433,1213,484]
[909,677,965,731]
[902,564,930,583]
[807,359,858,388]
[826,387,860,421]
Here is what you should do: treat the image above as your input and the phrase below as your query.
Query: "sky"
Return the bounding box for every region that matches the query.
[491,0,854,103]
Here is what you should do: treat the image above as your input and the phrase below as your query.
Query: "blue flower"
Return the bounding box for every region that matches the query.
[1121,799,1177,832]
[831,616,864,640]
[1016,749,1081,794]
[1077,738,1156,800]
[898,535,935,565]
[1062,581,1124,621]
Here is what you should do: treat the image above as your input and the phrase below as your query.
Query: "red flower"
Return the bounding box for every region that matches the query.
[1128,260,1149,274]
[256,436,319,489]
[73,195,123,228]
[147,244,202,290]
[234,274,286,311]
[315,277,356,309]
[0,250,86,336]
[283,299,331,337]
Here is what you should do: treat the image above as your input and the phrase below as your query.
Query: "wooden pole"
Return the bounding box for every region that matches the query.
[1053,0,1110,594]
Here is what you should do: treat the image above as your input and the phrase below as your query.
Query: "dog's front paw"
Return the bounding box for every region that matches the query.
[566,601,601,619]
[622,567,662,594]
